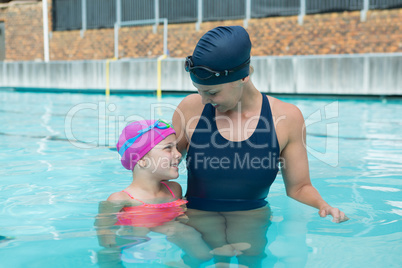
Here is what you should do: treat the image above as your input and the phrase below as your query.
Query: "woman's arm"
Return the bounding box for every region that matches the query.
[280,104,348,223]
[172,94,204,157]
[172,96,191,156]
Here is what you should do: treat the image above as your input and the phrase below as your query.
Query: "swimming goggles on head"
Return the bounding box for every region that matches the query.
[184,56,250,80]
[118,120,171,157]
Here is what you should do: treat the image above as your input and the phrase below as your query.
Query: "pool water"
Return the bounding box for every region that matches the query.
[0,90,401,267]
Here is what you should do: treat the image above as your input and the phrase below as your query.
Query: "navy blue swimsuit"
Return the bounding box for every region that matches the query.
[186,93,280,211]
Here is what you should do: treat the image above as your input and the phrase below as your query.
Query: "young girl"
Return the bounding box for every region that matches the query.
[95,119,211,266]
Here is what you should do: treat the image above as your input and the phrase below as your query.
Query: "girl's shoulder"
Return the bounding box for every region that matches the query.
[106,191,144,208]
[163,181,183,199]
[107,191,127,201]
[107,191,133,202]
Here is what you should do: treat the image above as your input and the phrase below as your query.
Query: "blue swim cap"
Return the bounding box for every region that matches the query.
[187,26,251,85]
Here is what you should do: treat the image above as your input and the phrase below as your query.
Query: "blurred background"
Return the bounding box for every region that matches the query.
[0,0,401,95]
[1,2,401,267]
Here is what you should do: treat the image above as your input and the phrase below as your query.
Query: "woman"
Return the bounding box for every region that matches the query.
[172,26,348,266]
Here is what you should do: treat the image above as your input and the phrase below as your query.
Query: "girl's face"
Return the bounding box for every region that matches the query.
[194,80,244,113]
[142,134,181,180]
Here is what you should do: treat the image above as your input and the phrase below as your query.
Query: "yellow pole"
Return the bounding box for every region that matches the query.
[157,54,167,116]
[157,54,167,101]
[106,59,111,101]
[105,57,116,149]
[105,58,117,102]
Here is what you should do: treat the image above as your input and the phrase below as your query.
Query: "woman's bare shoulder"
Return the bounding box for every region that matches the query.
[173,94,204,131]
[181,93,202,103]
[267,95,304,124]
[176,94,204,115]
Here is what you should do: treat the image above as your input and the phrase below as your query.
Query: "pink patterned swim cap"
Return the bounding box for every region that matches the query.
[116,120,176,170]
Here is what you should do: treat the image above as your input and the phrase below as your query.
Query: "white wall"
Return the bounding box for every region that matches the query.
[1,53,401,95]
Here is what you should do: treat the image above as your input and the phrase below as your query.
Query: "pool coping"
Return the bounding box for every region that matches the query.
[1,87,402,100]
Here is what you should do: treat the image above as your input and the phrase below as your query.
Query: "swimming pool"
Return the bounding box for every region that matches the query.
[1,90,401,267]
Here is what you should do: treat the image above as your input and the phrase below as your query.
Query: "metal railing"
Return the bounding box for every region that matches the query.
[306,0,364,14]
[52,0,402,31]
[0,22,5,61]
[252,0,300,17]
[52,0,82,30]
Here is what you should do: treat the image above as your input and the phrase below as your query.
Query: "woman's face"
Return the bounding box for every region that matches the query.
[194,80,244,113]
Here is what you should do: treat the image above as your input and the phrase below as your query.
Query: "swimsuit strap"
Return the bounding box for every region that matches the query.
[121,181,176,203]
[160,181,176,199]
[121,190,145,204]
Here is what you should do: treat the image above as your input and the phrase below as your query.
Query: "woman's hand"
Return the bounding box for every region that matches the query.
[319,205,349,223]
